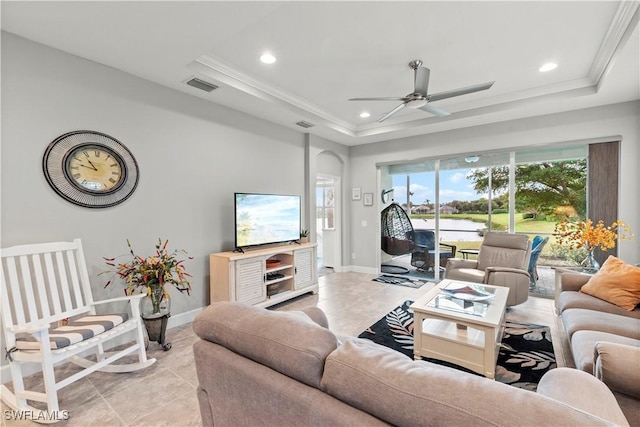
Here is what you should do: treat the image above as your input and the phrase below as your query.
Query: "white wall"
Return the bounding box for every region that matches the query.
[1,33,307,317]
[349,101,640,270]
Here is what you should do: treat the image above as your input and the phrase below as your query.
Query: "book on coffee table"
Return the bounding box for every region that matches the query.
[440,283,495,302]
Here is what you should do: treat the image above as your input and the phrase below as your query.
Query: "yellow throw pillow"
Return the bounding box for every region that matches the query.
[580,256,640,311]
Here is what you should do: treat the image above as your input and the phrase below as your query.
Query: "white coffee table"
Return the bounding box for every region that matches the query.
[410,279,509,379]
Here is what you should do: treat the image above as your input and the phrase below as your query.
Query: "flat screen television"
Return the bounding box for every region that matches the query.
[234,192,301,249]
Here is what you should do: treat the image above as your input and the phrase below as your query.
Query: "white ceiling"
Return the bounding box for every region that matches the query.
[2,1,639,146]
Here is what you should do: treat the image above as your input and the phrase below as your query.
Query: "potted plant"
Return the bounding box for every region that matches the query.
[102,238,192,350]
[300,229,309,243]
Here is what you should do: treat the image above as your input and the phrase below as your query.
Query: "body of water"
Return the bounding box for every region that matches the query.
[410,218,485,242]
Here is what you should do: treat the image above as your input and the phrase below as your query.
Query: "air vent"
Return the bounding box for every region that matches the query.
[296,120,315,128]
[186,78,219,93]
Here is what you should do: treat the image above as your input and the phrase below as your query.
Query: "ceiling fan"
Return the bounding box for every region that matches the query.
[349,60,495,122]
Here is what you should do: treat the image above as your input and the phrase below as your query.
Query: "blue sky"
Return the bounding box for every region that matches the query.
[392,168,489,205]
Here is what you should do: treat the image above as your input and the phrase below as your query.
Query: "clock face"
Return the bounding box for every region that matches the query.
[65,145,125,193]
[43,131,139,208]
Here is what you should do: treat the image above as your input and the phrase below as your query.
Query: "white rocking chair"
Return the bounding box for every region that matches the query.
[1,238,155,423]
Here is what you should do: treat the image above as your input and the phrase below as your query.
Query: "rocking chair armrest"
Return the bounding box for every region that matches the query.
[91,293,147,306]
[7,323,51,334]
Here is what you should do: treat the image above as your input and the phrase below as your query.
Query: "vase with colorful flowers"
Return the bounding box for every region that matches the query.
[554,217,634,272]
[101,238,192,350]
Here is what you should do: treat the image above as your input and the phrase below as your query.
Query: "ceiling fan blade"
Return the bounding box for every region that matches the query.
[414,66,430,96]
[379,103,407,122]
[349,97,407,101]
[419,103,450,117]
[428,81,495,102]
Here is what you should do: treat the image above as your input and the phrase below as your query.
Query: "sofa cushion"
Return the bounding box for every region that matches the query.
[562,308,640,340]
[321,338,612,426]
[580,256,640,311]
[570,330,640,373]
[192,302,338,388]
[557,291,640,319]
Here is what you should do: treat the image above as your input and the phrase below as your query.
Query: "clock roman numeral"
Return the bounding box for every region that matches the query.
[109,178,117,184]
[83,151,89,157]
[94,150,101,157]
[73,173,81,179]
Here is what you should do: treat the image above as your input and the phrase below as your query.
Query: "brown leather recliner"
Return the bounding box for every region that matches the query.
[444,232,531,306]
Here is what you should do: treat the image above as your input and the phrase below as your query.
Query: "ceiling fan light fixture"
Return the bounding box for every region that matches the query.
[260,52,276,64]
[465,155,480,163]
[539,62,557,72]
[406,99,427,109]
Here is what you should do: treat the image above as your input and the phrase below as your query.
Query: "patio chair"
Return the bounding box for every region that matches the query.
[410,229,457,271]
[528,236,550,289]
[1,238,155,423]
[444,232,531,306]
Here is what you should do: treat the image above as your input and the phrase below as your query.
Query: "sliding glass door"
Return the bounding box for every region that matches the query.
[383,145,588,279]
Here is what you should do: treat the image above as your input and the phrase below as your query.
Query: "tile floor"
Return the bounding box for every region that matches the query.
[1,271,572,427]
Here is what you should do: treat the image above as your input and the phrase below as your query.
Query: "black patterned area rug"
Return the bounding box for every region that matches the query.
[372,275,429,289]
[358,300,556,391]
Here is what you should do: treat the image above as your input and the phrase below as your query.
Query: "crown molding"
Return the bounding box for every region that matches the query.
[589,1,639,87]
[189,54,357,136]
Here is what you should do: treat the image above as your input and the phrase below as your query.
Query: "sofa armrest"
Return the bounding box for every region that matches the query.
[537,367,629,426]
[560,272,591,292]
[595,341,640,399]
[484,266,530,277]
[445,258,478,270]
[301,306,329,329]
[484,266,530,284]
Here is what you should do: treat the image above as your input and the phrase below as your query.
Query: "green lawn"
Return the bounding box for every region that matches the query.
[437,213,556,234]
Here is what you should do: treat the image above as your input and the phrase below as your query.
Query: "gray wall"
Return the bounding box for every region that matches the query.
[1,33,307,318]
[349,101,640,271]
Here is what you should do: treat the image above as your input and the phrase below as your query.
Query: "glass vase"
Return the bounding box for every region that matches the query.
[141,286,170,319]
[580,249,600,273]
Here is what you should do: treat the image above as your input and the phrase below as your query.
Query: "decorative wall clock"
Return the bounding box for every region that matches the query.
[43,130,139,208]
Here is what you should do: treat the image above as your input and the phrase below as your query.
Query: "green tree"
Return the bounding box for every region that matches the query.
[467,160,587,217]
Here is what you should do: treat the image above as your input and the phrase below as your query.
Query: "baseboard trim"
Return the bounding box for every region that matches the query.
[1,307,205,385]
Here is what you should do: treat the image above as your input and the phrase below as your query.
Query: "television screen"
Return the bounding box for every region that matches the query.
[235,193,301,248]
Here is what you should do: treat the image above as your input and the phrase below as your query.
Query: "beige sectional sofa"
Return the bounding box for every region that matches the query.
[558,272,640,425]
[193,301,629,426]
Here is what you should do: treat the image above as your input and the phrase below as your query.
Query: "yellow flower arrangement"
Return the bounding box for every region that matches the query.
[554,217,634,252]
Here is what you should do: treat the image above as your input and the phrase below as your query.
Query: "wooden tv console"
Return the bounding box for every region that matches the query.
[209,242,318,308]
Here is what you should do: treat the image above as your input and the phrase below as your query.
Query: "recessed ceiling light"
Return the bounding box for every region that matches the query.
[359,112,371,118]
[260,52,276,64]
[539,62,558,72]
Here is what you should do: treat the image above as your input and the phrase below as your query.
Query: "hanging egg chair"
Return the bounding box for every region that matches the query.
[381,202,416,256]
